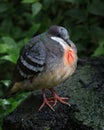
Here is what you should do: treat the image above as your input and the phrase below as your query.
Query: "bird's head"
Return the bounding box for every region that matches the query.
[48,25,77,53]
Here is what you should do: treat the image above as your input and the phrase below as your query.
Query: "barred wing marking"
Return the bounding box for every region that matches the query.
[13,40,46,81]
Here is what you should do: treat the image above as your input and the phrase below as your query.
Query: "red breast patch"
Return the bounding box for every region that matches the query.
[64,49,75,65]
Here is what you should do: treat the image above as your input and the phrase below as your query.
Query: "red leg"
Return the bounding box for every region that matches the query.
[49,88,70,107]
[39,89,55,111]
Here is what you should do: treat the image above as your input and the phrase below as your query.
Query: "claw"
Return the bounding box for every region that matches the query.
[39,88,70,111]
[39,97,55,111]
[50,88,70,107]
[39,89,55,111]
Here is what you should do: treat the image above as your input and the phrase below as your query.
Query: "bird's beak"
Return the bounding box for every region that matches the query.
[65,38,71,47]
[65,38,77,53]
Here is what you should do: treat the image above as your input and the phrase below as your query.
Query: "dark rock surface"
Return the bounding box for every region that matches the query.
[3,57,104,130]
[3,94,93,130]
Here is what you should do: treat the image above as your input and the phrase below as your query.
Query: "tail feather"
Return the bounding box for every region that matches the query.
[1,80,31,99]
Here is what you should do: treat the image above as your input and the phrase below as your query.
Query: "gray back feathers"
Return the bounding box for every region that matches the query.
[13,38,46,82]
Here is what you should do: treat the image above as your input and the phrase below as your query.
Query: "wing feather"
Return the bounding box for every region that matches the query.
[13,39,46,82]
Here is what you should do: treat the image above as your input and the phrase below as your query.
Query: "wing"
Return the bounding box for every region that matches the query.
[13,39,46,82]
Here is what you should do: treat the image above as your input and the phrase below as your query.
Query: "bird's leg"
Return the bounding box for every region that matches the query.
[49,88,70,107]
[39,89,55,111]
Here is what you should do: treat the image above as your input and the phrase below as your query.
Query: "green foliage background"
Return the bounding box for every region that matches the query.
[0,0,104,129]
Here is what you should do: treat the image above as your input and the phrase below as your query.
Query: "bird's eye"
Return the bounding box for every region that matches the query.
[57,33,61,37]
[61,28,64,31]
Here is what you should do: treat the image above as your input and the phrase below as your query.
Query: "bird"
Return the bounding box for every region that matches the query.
[2,25,78,111]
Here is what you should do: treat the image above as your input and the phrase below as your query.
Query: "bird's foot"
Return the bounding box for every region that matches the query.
[49,94,70,107]
[50,88,70,107]
[39,97,55,111]
[39,89,55,111]
[39,89,70,111]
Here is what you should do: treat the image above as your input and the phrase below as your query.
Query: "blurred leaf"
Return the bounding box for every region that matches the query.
[0,44,9,53]
[43,0,53,8]
[0,99,11,112]
[93,40,104,56]
[88,0,104,16]
[0,3,8,13]
[2,37,17,49]
[0,80,10,87]
[0,19,13,36]
[1,99,11,109]
[26,23,40,37]
[0,55,17,63]
[60,0,87,4]
[12,27,24,39]
[22,0,38,3]
[0,37,19,63]
[67,8,88,22]
[90,26,104,41]
[32,2,42,16]
[71,26,89,41]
